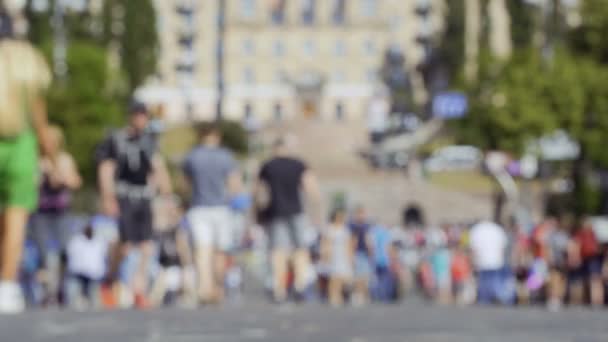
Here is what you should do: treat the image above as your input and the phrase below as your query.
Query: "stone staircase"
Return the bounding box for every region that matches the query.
[260,118,492,226]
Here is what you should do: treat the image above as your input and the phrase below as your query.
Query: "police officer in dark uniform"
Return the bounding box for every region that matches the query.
[97,101,172,309]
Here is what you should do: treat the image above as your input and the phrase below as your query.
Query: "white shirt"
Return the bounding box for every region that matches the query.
[67,235,108,280]
[469,221,507,271]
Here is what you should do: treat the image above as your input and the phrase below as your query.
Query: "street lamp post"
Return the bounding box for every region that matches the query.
[216,0,226,122]
[52,0,68,79]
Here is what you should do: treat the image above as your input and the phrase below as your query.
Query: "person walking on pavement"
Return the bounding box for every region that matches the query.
[257,136,322,302]
[183,122,240,304]
[0,12,53,313]
[97,101,172,309]
[31,125,82,306]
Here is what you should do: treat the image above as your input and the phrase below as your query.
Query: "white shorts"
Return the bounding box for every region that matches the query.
[187,206,233,251]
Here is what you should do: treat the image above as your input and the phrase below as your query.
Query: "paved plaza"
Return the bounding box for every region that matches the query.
[4,302,607,342]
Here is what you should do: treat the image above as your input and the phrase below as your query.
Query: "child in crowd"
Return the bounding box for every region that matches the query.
[546,218,570,311]
[66,224,108,310]
[450,235,474,305]
[349,206,374,305]
[20,239,42,307]
[321,208,354,306]
[370,223,395,302]
[150,197,193,307]
[507,221,531,305]
[427,225,451,304]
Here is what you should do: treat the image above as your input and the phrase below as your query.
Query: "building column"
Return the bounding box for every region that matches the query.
[488,0,512,60]
[464,0,481,82]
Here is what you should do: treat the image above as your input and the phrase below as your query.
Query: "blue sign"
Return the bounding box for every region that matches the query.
[432,92,468,119]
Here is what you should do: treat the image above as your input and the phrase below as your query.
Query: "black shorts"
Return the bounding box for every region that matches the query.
[118,197,153,244]
[370,132,385,145]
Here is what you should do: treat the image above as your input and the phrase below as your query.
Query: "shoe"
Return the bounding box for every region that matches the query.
[100,283,117,309]
[547,299,562,312]
[134,293,151,310]
[0,282,25,314]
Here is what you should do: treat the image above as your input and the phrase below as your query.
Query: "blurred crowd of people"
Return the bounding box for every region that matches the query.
[2,26,608,315]
[309,211,608,311]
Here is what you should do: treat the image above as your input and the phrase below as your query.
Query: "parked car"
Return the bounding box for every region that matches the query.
[424,145,482,172]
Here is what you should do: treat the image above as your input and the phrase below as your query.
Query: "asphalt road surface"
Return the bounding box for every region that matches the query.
[2,302,607,342]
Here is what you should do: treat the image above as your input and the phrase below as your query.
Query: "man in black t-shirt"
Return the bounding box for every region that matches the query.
[97,101,172,308]
[257,136,321,302]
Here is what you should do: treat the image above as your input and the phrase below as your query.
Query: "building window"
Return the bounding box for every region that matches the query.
[243,67,255,84]
[273,40,285,57]
[32,0,50,13]
[271,0,286,25]
[334,39,346,57]
[244,103,253,119]
[333,70,345,83]
[177,71,195,88]
[301,0,316,26]
[303,40,315,57]
[274,103,283,121]
[243,38,255,56]
[361,0,377,17]
[241,0,256,19]
[332,0,346,25]
[366,69,377,82]
[364,39,376,56]
[335,102,344,121]
[274,70,285,83]
[390,15,401,31]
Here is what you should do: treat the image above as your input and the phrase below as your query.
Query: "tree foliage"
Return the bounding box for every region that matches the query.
[103,0,158,92]
[45,41,124,183]
[439,0,466,81]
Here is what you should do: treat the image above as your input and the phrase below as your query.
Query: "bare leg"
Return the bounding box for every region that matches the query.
[328,277,344,307]
[196,245,214,303]
[1,207,28,282]
[105,241,123,282]
[590,275,604,308]
[149,269,167,307]
[133,241,153,295]
[213,251,227,302]
[548,270,565,308]
[292,248,311,294]
[353,277,370,305]
[437,284,452,305]
[271,249,288,301]
[569,281,584,306]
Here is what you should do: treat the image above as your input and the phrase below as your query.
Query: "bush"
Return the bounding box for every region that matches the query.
[218,120,249,156]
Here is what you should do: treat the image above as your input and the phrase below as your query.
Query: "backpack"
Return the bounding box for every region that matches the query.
[578,229,599,259]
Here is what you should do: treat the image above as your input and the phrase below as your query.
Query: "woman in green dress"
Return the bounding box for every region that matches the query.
[0,13,52,313]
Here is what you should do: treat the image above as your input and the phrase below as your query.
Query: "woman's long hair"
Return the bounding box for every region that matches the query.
[0,40,51,137]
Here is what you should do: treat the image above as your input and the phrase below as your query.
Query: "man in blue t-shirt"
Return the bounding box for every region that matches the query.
[183,122,240,304]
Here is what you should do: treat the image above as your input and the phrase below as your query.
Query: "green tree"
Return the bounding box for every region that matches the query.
[103,0,158,93]
[570,0,608,63]
[507,0,536,49]
[453,50,558,154]
[45,41,124,184]
[438,0,465,80]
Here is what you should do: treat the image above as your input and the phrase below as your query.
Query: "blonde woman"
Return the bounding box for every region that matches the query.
[0,17,52,313]
[31,125,82,306]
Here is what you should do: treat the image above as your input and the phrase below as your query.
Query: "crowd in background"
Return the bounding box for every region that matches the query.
[2,25,608,315]
[4,79,608,313]
[17,167,608,312]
